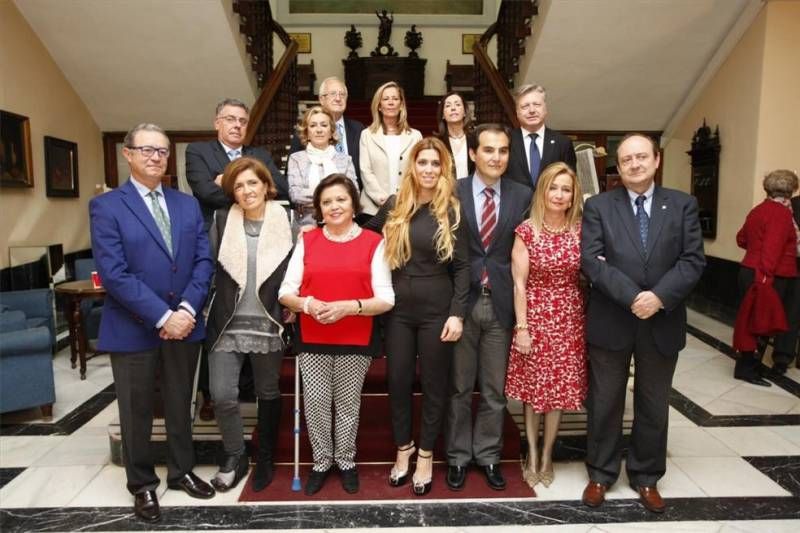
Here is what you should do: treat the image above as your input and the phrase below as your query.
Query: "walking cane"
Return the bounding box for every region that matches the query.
[292,352,302,491]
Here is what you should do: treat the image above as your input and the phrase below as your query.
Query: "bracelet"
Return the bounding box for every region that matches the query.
[303,296,313,314]
[356,299,363,315]
[514,323,528,331]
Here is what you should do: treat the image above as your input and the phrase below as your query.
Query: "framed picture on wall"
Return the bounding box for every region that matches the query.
[289,33,312,53]
[44,136,79,198]
[462,33,481,54]
[0,110,34,188]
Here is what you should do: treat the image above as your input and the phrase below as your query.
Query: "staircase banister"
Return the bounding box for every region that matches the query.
[270,19,293,47]
[473,41,519,128]
[244,39,299,146]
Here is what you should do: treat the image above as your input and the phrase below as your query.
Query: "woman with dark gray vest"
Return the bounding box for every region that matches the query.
[206,157,293,492]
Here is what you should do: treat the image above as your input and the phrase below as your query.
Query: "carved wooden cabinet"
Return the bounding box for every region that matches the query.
[687,121,720,239]
[343,57,426,100]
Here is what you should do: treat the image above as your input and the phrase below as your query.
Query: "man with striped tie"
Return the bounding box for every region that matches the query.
[446,124,532,491]
[90,124,216,521]
[185,98,289,232]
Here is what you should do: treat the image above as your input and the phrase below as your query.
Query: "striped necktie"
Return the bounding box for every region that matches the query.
[147,190,172,254]
[480,188,497,286]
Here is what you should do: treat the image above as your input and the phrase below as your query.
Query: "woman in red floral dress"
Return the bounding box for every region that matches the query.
[505,162,587,489]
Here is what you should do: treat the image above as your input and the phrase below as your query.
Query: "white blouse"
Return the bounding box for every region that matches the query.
[451,137,469,179]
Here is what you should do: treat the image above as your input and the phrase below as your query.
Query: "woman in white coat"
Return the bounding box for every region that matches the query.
[358,81,422,219]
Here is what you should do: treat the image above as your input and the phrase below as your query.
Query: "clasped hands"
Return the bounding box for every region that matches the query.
[631,290,662,320]
[159,309,196,340]
[308,299,352,325]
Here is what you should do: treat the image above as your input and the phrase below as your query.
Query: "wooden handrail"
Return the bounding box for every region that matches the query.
[473,42,518,127]
[244,39,298,147]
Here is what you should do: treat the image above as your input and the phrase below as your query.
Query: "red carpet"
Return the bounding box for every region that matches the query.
[244,355,525,501]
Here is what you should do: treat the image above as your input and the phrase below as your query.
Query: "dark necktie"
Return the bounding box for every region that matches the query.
[635,195,649,249]
[480,188,497,286]
[528,133,541,187]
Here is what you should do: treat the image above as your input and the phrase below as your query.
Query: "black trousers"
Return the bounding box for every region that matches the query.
[735,267,795,374]
[386,274,453,451]
[585,320,677,487]
[110,341,200,494]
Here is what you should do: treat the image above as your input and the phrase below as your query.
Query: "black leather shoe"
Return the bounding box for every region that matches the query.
[167,472,216,499]
[305,468,330,496]
[773,362,789,375]
[211,453,249,492]
[446,465,466,491]
[134,490,160,522]
[340,466,359,494]
[483,464,506,490]
[735,374,772,387]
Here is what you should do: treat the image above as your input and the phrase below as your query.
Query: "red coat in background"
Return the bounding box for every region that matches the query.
[736,199,798,280]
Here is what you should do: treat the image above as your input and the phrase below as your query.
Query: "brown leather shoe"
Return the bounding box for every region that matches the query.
[581,481,607,507]
[199,399,215,421]
[632,484,666,513]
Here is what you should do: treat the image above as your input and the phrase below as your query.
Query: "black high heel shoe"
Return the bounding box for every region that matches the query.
[389,441,416,487]
[411,451,433,496]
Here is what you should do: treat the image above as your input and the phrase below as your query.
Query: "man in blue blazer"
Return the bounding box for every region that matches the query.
[90,123,216,522]
[446,124,532,491]
[580,133,705,513]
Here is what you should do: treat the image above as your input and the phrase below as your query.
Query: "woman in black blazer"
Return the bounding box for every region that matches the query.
[434,91,475,179]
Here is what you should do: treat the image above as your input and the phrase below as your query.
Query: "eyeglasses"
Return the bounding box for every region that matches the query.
[321,91,348,99]
[217,115,249,126]
[126,145,170,159]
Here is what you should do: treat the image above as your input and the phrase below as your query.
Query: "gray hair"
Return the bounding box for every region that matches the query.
[319,76,346,97]
[515,84,547,103]
[763,169,799,199]
[123,123,167,147]
[215,98,249,116]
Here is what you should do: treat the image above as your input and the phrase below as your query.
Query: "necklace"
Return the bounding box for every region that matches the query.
[542,219,569,234]
[323,223,361,243]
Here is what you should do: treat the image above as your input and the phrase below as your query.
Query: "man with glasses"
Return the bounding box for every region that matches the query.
[90,123,216,522]
[290,77,364,187]
[186,98,289,232]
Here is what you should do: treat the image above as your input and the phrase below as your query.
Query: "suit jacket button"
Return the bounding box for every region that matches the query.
[172,265,177,272]
[168,292,175,298]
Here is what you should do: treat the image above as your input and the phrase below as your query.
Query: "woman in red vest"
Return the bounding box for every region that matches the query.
[279,174,395,495]
[734,169,799,383]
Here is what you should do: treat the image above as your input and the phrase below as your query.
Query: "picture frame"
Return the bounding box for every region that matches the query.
[0,110,34,188]
[44,136,79,198]
[289,33,312,54]
[462,33,481,55]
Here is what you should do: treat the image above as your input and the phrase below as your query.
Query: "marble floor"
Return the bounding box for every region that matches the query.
[0,310,798,532]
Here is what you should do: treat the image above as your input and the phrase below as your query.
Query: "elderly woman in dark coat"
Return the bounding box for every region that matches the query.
[206,156,293,492]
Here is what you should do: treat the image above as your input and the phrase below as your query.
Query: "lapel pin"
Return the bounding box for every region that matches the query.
[549,139,555,144]
[662,205,667,209]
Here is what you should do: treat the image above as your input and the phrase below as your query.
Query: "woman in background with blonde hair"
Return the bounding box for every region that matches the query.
[359,81,422,218]
[365,137,469,495]
[504,161,587,489]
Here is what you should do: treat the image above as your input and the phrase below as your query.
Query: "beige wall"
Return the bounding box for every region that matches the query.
[0,2,102,269]
[662,1,800,262]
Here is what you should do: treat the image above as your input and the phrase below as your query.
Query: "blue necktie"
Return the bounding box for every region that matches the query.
[335,123,345,154]
[635,195,649,249]
[228,149,241,160]
[528,133,541,187]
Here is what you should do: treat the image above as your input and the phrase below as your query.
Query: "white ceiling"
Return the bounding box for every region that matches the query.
[13,0,256,131]
[14,0,762,133]
[520,0,759,131]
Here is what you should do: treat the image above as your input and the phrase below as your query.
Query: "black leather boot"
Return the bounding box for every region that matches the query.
[252,397,281,492]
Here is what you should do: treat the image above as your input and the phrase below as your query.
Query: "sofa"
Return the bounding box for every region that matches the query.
[0,289,56,417]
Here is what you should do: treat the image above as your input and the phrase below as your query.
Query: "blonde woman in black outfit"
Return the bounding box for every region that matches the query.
[365,137,470,495]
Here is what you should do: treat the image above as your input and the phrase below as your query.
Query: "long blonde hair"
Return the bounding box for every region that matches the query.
[527,162,583,238]
[368,81,411,134]
[383,137,461,269]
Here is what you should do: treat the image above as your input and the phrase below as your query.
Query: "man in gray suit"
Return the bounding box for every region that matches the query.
[446,124,532,491]
[580,133,705,513]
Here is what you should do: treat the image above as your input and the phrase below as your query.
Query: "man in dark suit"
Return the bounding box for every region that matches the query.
[289,76,364,187]
[185,98,289,231]
[90,124,216,522]
[774,192,800,372]
[446,124,533,492]
[505,84,576,190]
[580,133,705,514]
